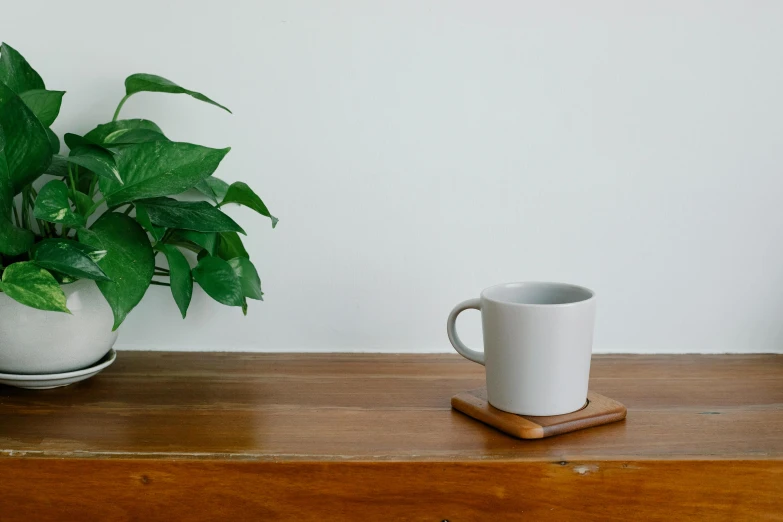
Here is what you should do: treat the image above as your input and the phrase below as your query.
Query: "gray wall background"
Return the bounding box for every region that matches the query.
[4,0,782,353]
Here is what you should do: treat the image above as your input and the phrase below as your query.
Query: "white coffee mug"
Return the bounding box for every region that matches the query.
[447,282,596,416]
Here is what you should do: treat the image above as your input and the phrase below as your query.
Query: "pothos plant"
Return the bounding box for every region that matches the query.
[0,43,277,330]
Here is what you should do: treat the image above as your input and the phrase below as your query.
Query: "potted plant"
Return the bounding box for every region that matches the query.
[0,43,277,382]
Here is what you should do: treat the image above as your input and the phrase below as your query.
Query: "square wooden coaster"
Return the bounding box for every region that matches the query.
[451,388,627,439]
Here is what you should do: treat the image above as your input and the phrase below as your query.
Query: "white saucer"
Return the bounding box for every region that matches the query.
[0,349,117,390]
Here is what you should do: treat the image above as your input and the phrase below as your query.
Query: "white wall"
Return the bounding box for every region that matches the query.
[4,1,783,353]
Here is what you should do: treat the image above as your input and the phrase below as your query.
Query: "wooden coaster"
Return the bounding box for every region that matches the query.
[451,387,627,439]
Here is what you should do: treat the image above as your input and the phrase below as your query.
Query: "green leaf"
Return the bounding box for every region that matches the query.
[191,255,243,306]
[0,219,34,255]
[19,89,64,127]
[0,43,45,94]
[47,128,60,154]
[99,142,230,207]
[65,240,107,263]
[63,132,101,150]
[78,212,155,330]
[125,73,231,113]
[51,272,77,285]
[75,169,95,195]
[0,81,52,193]
[221,181,278,228]
[69,127,167,151]
[103,129,169,146]
[168,229,218,256]
[84,119,164,145]
[134,204,165,241]
[0,262,69,313]
[31,239,111,282]
[134,197,244,234]
[227,257,263,301]
[0,129,34,255]
[70,190,95,218]
[33,179,85,227]
[158,244,192,318]
[64,148,122,185]
[217,231,248,260]
[194,176,229,204]
[43,154,68,177]
[64,134,122,185]
[0,128,11,201]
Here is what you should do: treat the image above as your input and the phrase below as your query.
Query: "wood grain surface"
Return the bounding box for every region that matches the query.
[1,459,781,522]
[0,352,781,520]
[1,352,781,460]
[451,389,627,438]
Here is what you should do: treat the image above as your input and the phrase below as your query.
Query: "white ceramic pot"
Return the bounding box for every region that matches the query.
[0,279,118,374]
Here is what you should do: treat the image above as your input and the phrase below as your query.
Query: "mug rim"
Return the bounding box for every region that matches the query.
[481,281,596,308]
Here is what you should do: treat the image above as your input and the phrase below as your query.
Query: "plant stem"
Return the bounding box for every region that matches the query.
[11,202,20,227]
[150,280,171,287]
[67,164,77,193]
[21,187,29,230]
[35,218,47,236]
[27,192,35,228]
[112,94,132,122]
[87,197,106,216]
[88,175,98,198]
[155,266,170,274]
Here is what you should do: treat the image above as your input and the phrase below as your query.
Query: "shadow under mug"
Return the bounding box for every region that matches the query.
[447,282,597,416]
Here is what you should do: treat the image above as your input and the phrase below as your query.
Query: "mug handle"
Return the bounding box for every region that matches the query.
[447,298,485,366]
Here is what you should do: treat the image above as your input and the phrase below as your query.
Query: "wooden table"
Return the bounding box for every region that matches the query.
[0,353,781,520]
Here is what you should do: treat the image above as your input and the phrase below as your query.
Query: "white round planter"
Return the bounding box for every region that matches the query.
[0,279,118,374]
